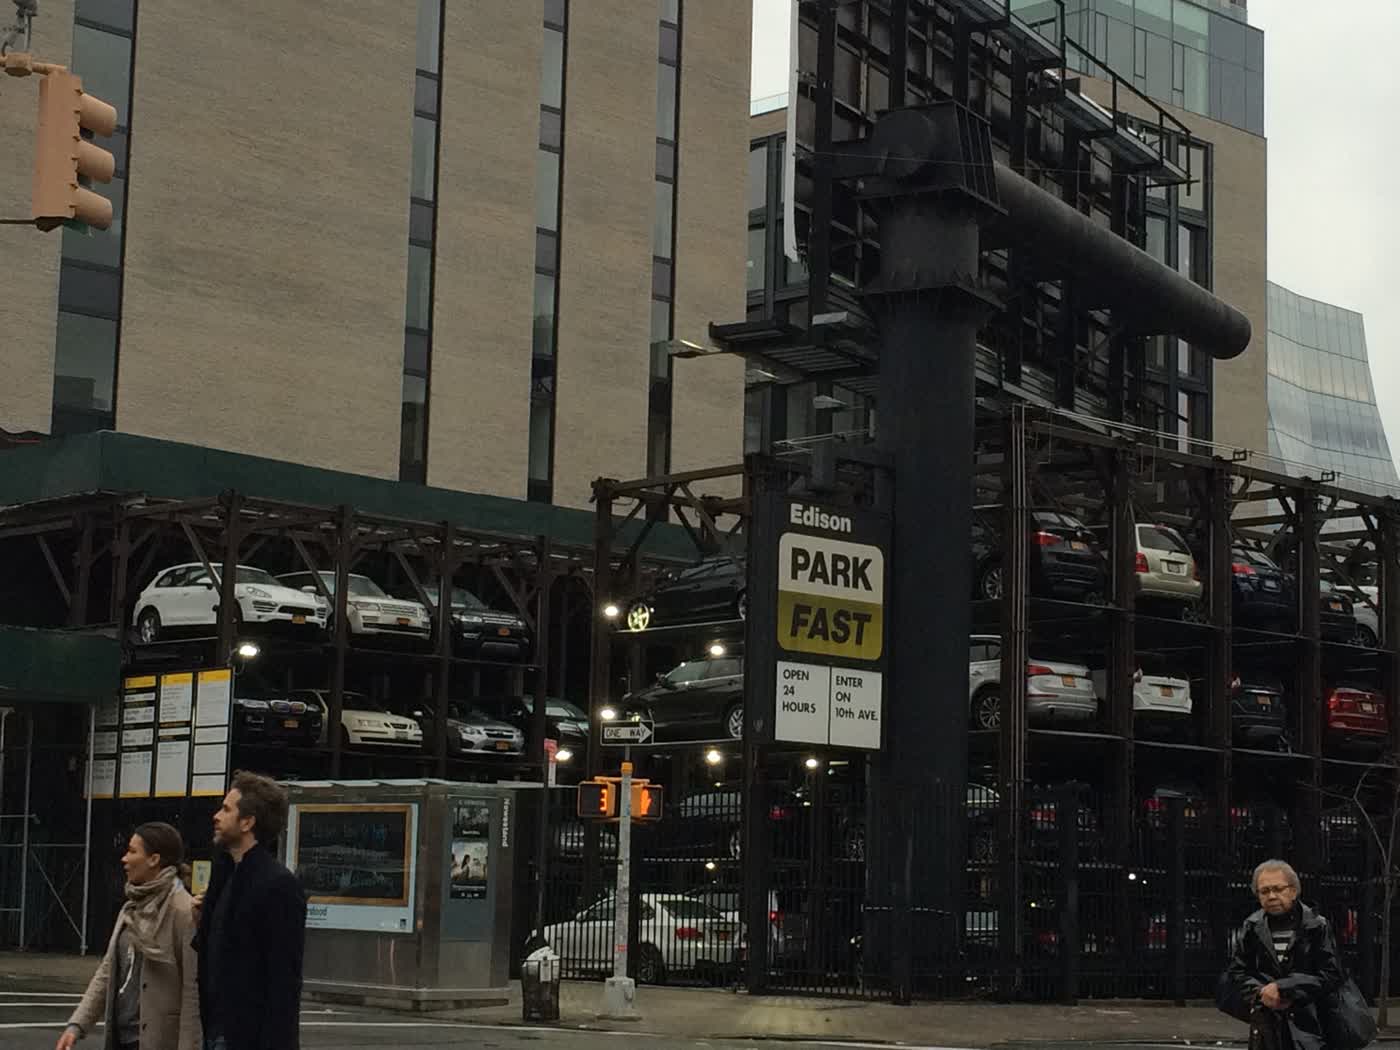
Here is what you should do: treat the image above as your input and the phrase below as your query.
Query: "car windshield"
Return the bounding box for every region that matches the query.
[666,662,707,685]
[346,575,389,597]
[1140,526,1191,555]
[1033,511,1087,532]
[236,567,279,585]
[454,588,488,609]
[1236,548,1280,570]
[659,898,727,921]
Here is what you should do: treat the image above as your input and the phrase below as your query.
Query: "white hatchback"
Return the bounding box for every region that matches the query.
[133,563,328,643]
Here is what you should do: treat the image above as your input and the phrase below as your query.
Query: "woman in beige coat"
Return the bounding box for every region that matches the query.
[58,822,201,1050]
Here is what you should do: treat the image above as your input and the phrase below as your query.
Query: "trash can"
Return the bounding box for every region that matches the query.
[521,944,561,1022]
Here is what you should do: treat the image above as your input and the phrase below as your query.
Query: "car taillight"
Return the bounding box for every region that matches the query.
[1192,561,1200,580]
[1031,805,1056,824]
[675,927,703,940]
[1135,552,1149,573]
[1232,562,1255,575]
[769,805,793,821]
[1033,531,1060,546]
[1026,663,1054,677]
[1035,929,1059,947]
[1230,806,1248,825]
[768,910,782,925]
[1147,924,1167,947]
[1143,798,1164,813]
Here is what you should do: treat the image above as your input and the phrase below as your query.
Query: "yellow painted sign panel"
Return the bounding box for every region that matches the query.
[777,531,885,660]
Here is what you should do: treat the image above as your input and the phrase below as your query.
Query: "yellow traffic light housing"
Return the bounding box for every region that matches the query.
[32,69,117,231]
[577,779,617,820]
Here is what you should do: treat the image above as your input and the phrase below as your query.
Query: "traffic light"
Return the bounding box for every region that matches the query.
[630,782,663,822]
[576,779,616,820]
[32,69,117,231]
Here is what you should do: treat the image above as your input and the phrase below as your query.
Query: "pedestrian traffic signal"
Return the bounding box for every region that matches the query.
[577,779,616,819]
[32,69,117,231]
[631,782,663,822]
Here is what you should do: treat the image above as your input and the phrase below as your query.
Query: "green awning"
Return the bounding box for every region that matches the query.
[0,625,121,706]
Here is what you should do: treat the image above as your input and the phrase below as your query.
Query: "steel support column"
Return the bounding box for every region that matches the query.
[1204,465,1234,950]
[328,506,355,778]
[588,486,615,778]
[215,492,244,659]
[1297,487,1323,870]
[432,522,457,778]
[69,514,94,628]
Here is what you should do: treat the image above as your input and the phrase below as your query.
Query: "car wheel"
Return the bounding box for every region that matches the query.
[1356,623,1378,648]
[976,562,1003,601]
[970,688,1001,731]
[136,608,162,644]
[635,944,666,985]
[1180,602,1206,624]
[736,590,747,621]
[625,601,651,632]
[724,704,744,741]
[728,827,742,860]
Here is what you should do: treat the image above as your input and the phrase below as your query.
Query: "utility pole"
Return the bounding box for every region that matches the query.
[601,756,637,1020]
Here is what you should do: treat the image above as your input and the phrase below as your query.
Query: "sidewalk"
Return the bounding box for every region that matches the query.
[456,981,1259,1046]
[0,953,1267,1046]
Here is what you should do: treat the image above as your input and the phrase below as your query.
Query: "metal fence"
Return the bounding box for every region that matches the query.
[533,778,1389,1002]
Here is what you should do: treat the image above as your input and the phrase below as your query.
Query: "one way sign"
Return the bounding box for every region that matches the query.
[601,722,654,746]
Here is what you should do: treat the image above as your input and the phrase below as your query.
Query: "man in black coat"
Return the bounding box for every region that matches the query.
[194,772,306,1050]
[1220,859,1344,1050]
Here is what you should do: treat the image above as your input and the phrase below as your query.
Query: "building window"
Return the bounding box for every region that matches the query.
[529,3,568,503]
[647,0,682,477]
[398,0,445,483]
[51,0,136,436]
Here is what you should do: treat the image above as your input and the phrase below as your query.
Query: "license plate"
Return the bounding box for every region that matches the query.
[497,627,511,636]
[398,617,411,625]
[395,730,410,739]
[1165,562,1186,575]
[1329,601,1343,611]
[495,741,511,751]
[1070,541,1087,551]
[1263,579,1280,591]
[1255,695,1272,707]
[283,719,299,729]
[1362,703,1377,714]
[1061,675,1076,687]
[1158,685,1174,697]
[292,615,306,624]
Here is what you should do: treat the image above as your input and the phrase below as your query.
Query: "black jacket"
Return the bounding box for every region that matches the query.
[193,844,307,1050]
[1221,904,1345,1050]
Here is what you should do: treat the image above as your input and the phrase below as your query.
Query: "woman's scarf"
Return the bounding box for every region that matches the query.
[119,866,181,964]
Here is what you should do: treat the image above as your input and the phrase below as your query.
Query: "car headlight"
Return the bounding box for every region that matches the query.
[455,613,485,625]
[240,700,269,710]
[458,725,486,738]
[352,600,381,612]
[354,717,375,729]
[245,587,272,598]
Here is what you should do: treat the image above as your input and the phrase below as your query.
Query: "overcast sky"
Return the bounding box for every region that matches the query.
[749,0,1400,461]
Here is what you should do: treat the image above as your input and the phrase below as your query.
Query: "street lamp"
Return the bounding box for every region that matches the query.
[804,756,820,771]
[603,603,620,620]
[704,748,723,766]
[555,748,573,764]
[708,642,726,657]
[235,641,260,660]
[599,706,618,722]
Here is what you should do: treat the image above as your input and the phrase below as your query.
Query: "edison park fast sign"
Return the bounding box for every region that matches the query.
[746,496,889,751]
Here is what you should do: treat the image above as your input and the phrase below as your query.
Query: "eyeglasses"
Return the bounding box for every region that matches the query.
[1257,884,1294,898]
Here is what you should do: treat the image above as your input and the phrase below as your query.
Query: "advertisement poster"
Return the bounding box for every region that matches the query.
[449,800,491,901]
[289,803,418,933]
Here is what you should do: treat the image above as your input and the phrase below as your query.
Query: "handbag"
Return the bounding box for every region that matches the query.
[1323,977,1378,1050]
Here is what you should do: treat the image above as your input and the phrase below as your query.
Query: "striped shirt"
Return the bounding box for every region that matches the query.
[1267,913,1297,964]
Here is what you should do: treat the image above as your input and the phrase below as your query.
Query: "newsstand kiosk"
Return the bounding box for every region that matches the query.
[282,779,517,1010]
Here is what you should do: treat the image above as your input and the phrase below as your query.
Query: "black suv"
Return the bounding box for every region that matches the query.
[410,583,532,660]
[620,655,744,742]
[971,508,1108,603]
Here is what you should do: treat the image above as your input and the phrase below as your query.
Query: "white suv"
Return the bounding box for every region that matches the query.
[133,563,328,643]
[276,571,431,642]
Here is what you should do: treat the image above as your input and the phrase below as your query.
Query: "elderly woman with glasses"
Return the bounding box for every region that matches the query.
[1218,859,1345,1050]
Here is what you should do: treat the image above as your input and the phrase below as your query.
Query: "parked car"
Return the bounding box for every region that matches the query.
[1230,546,1296,631]
[276,570,431,643]
[474,695,589,755]
[231,690,323,747]
[1133,522,1202,614]
[132,563,328,643]
[967,635,1098,731]
[1227,673,1288,750]
[1325,682,1388,752]
[292,688,423,750]
[622,556,746,632]
[544,893,741,984]
[407,583,532,660]
[380,696,525,756]
[966,782,1102,864]
[553,821,618,858]
[1090,664,1192,732]
[652,787,803,862]
[1352,596,1380,649]
[620,655,745,742]
[971,508,1108,603]
[1319,579,1359,644]
[687,888,806,967]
